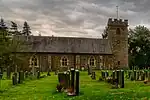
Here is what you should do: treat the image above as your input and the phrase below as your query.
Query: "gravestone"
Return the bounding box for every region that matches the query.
[18,71,24,84]
[7,66,11,79]
[87,65,92,75]
[120,70,124,88]
[47,68,51,76]
[105,71,109,78]
[133,70,136,80]
[75,70,79,96]
[148,72,150,81]
[66,71,70,89]
[101,71,105,79]
[112,71,115,80]
[71,68,75,92]
[136,71,140,81]
[91,72,96,80]
[25,71,28,79]
[0,71,3,80]
[116,70,120,84]
[37,71,40,79]
[141,71,145,81]
[12,73,17,85]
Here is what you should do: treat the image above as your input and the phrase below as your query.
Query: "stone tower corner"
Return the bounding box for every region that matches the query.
[107,18,129,69]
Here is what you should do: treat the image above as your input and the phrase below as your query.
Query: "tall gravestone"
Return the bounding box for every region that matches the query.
[112,71,115,80]
[75,70,79,95]
[71,68,75,92]
[116,70,120,84]
[120,70,124,88]
[37,71,40,79]
[136,71,140,81]
[12,73,17,85]
[7,66,11,79]
[18,71,24,84]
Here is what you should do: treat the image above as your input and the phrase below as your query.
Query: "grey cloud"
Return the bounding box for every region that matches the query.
[0,0,150,38]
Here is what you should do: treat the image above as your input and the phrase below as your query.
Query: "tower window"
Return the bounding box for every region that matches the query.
[116,28,121,35]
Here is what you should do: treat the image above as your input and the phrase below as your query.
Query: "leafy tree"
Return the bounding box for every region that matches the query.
[22,21,31,36]
[0,19,30,74]
[102,27,108,39]
[0,18,7,30]
[10,21,21,35]
[128,25,150,69]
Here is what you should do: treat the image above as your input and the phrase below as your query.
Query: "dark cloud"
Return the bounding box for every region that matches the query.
[0,0,150,37]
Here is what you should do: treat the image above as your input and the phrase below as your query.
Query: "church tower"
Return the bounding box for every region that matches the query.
[107,18,128,69]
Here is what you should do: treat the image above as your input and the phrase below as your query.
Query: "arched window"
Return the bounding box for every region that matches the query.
[60,56,69,67]
[89,56,96,67]
[116,28,121,35]
[30,55,39,67]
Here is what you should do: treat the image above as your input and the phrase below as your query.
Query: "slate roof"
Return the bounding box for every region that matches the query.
[14,36,112,55]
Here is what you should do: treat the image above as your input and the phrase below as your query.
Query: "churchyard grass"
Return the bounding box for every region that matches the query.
[0,71,149,100]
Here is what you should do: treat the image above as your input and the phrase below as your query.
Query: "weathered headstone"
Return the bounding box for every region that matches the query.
[112,71,115,80]
[136,71,140,81]
[0,72,3,80]
[91,72,96,80]
[7,66,11,79]
[12,73,17,85]
[66,71,70,89]
[25,71,28,79]
[47,71,51,76]
[141,71,145,81]
[148,72,150,81]
[18,71,24,84]
[120,70,124,88]
[133,70,136,80]
[116,70,120,84]
[75,70,79,96]
[37,71,40,79]
[105,71,109,78]
[87,65,92,75]
[71,68,75,92]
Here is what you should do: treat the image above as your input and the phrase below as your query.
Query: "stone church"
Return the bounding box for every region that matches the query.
[15,18,128,71]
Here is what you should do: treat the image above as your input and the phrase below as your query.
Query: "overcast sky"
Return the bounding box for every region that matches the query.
[0,0,150,38]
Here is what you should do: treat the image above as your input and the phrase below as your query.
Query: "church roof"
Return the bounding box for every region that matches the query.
[14,36,112,55]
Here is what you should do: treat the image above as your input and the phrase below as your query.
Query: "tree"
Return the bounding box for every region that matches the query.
[0,18,30,74]
[22,21,31,36]
[128,25,150,69]
[102,27,108,39]
[0,18,7,30]
[10,21,21,35]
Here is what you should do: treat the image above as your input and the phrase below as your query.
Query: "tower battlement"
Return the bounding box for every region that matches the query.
[107,18,128,26]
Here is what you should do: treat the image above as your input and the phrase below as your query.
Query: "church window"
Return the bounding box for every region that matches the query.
[30,55,39,67]
[89,56,96,67]
[60,56,68,67]
[116,28,121,35]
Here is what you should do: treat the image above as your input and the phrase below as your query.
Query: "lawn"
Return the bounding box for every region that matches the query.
[0,71,150,100]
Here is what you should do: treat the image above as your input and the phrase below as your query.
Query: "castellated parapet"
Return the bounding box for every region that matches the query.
[107,18,128,27]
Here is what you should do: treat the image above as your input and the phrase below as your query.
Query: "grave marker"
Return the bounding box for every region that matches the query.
[75,70,79,95]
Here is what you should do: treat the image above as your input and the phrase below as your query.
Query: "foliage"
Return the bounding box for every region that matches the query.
[102,26,108,39]
[128,25,150,69]
[10,21,21,35]
[0,18,30,71]
[22,21,32,36]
